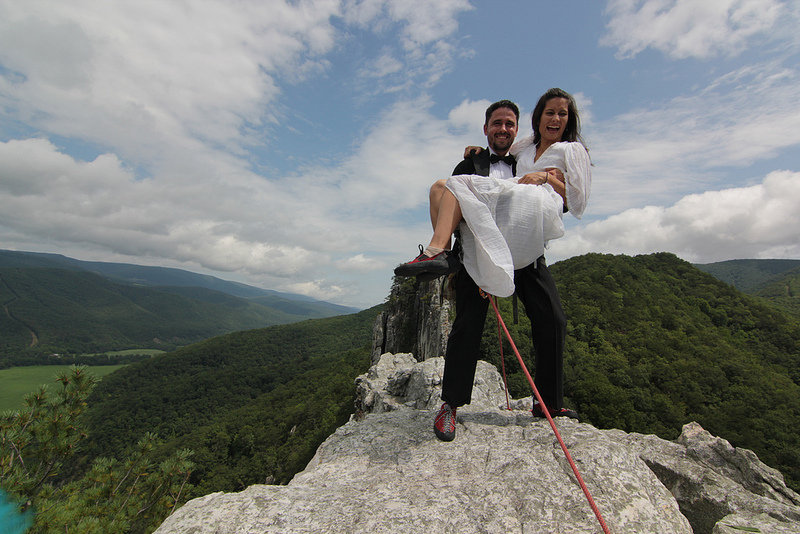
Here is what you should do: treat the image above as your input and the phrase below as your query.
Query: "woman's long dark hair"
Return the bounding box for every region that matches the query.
[531,88,585,147]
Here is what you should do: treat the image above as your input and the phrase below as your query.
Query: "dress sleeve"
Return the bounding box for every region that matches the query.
[509,135,534,158]
[563,143,591,219]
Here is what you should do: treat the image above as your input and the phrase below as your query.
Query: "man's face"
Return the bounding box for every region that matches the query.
[484,107,518,155]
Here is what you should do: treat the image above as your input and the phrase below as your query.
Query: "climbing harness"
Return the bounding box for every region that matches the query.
[484,292,611,534]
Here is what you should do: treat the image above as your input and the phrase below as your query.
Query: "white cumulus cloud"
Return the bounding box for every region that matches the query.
[602,0,786,59]
[586,60,800,216]
[336,254,387,273]
[549,170,800,263]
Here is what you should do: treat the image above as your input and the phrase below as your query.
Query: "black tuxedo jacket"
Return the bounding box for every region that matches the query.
[452,148,517,177]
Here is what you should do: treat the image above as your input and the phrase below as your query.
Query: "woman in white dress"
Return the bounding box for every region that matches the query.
[395,88,591,297]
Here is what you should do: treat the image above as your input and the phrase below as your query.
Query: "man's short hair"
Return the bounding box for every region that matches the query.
[485,99,520,125]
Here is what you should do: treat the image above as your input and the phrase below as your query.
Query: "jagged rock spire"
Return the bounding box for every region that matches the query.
[371,276,452,364]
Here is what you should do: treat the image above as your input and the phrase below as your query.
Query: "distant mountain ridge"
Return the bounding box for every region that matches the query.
[0,249,359,364]
[695,258,800,316]
[0,249,357,309]
[694,258,800,292]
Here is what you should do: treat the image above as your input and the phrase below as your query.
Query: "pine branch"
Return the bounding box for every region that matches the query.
[169,471,191,516]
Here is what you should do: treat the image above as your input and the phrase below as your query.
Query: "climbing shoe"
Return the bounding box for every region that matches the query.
[394,246,458,277]
[433,403,457,441]
[532,401,579,421]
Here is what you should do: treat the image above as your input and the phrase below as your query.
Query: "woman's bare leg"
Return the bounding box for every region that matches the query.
[429,179,448,233]
[429,188,461,250]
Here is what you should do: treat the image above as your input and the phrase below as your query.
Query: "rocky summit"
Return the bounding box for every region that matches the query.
[155,353,800,533]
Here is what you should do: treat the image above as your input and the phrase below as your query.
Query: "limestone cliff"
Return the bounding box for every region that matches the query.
[370,276,452,364]
[155,353,800,534]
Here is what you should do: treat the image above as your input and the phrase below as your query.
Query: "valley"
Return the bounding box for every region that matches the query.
[0,364,126,411]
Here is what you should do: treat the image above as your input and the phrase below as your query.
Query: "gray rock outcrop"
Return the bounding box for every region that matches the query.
[354,352,507,414]
[155,354,800,534]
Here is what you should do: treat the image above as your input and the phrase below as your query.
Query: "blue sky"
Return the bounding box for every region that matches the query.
[1,0,799,309]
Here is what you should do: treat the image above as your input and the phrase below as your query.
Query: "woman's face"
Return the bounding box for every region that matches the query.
[538,97,569,145]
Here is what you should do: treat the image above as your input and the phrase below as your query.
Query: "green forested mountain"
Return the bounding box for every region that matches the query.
[0,265,356,366]
[751,267,800,317]
[79,306,380,493]
[160,346,368,497]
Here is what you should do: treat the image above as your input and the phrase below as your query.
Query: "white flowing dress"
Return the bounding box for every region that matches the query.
[445,138,591,297]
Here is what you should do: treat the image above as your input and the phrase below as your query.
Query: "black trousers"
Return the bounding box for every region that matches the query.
[441,256,567,409]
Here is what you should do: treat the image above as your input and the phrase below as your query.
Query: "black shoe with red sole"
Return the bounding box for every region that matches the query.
[433,403,457,441]
[395,246,460,277]
[532,401,579,421]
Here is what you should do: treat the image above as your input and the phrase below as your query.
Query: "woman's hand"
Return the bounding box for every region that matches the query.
[518,171,550,185]
[545,168,564,184]
[463,146,483,158]
[517,168,566,203]
[518,168,564,186]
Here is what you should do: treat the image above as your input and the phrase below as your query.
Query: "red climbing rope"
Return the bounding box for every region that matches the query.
[496,317,511,410]
[487,294,611,534]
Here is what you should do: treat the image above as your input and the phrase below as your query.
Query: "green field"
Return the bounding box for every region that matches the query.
[80,348,166,359]
[0,365,127,412]
[100,349,165,357]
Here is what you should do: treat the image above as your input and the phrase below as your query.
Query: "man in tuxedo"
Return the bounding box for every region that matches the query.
[433,99,577,442]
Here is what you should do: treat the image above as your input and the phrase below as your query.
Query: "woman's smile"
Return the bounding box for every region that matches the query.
[538,97,569,145]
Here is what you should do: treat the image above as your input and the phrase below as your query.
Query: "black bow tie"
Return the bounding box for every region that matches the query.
[490,153,516,166]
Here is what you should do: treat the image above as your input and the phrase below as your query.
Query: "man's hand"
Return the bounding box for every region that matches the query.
[464,146,483,158]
